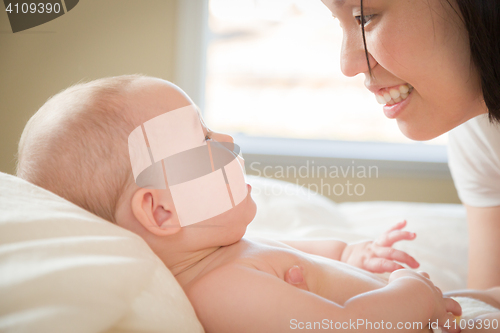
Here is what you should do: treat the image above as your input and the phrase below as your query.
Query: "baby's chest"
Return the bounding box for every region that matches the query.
[230,242,327,293]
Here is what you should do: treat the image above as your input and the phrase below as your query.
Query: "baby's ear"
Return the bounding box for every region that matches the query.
[131,188,181,236]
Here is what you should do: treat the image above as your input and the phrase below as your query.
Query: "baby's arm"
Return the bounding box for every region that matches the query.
[277,221,419,273]
[186,265,459,333]
[275,238,347,260]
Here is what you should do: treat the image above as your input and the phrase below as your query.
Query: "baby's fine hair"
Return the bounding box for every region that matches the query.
[17,74,147,222]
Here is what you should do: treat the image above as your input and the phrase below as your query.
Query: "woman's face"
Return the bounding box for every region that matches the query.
[321,0,487,140]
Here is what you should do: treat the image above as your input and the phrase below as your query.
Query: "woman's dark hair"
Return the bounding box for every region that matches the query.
[360,0,500,123]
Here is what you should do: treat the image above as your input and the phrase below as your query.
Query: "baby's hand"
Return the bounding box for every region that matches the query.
[389,270,462,333]
[341,220,420,273]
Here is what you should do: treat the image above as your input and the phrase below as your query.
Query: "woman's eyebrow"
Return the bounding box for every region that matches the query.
[323,0,346,8]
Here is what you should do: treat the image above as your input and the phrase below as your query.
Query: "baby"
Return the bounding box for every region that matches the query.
[17,75,500,333]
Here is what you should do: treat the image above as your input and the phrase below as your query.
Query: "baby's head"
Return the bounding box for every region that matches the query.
[17,74,142,222]
[17,75,256,251]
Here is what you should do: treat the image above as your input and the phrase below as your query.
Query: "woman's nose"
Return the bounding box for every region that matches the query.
[211,132,234,143]
[340,31,377,77]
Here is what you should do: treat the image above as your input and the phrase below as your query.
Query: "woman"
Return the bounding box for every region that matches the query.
[312,0,500,290]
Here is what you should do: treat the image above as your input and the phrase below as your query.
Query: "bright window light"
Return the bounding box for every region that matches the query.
[204,0,447,145]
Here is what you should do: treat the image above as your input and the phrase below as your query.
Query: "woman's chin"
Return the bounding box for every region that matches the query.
[397,120,445,141]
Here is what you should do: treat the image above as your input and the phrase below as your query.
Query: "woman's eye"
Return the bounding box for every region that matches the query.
[354,14,374,26]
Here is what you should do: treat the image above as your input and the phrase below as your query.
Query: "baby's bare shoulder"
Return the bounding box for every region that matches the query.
[187,239,294,288]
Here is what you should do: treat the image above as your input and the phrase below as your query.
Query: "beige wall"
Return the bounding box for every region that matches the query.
[0,1,461,204]
[0,0,177,175]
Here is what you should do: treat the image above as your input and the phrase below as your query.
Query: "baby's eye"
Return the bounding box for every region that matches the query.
[205,133,211,141]
[354,14,375,26]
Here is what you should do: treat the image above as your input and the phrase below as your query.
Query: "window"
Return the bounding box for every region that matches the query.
[203,0,447,146]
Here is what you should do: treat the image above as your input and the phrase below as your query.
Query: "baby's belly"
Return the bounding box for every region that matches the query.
[232,239,388,306]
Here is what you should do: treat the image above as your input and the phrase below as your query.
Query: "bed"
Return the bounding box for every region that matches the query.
[0,171,468,332]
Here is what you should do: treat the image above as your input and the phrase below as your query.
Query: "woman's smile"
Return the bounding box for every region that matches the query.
[373,83,413,106]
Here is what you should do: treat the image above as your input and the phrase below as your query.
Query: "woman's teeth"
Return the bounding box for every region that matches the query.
[375,84,413,105]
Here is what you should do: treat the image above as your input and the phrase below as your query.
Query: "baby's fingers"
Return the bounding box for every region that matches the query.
[375,230,417,247]
[365,258,404,273]
[444,297,462,317]
[437,298,462,332]
[385,220,407,233]
[373,247,420,268]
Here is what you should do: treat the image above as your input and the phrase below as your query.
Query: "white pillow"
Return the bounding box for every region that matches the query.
[0,172,204,333]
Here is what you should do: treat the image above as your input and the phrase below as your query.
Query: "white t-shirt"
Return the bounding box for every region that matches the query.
[448,114,500,207]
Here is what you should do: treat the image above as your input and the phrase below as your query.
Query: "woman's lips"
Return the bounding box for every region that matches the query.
[382,88,413,119]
